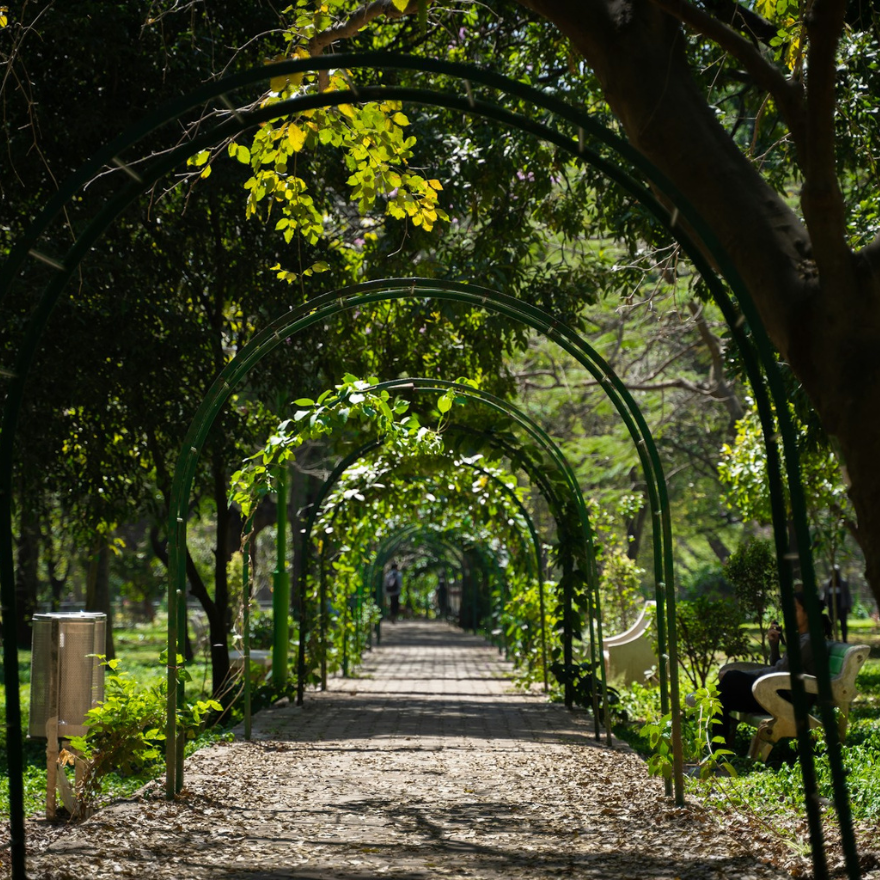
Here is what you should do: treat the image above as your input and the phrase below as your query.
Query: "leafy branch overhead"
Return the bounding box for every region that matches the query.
[228,375,453,518]
[188,0,448,284]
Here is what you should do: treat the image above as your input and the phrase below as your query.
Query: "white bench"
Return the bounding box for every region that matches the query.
[727,642,870,761]
[602,601,657,686]
[230,649,272,681]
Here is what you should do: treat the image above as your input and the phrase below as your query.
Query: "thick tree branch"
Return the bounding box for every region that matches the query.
[800,0,850,273]
[308,0,423,56]
[688,299,744,422]
[646,0,807,148]
[861,236,880,280]
[699,0,778,46]
[520,376,722,394]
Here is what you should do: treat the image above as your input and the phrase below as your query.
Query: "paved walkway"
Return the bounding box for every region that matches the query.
[26,620,784,880]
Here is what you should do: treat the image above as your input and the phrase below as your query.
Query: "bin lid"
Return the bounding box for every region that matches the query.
[32,611,107,621]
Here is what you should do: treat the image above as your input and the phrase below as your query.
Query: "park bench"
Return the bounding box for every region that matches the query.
[230,649,273,681]
[727,641,870,761]
[602,601,657,686]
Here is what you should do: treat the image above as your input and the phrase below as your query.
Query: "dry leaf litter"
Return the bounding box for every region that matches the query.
[7,620,877,879]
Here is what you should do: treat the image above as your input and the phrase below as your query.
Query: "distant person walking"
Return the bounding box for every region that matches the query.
[385,563,403,623]
[824,565,852,642]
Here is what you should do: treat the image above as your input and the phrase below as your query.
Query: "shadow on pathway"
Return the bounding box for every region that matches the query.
[25,620,785,880]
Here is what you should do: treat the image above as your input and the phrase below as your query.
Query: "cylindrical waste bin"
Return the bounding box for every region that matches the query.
[29,612,106,740]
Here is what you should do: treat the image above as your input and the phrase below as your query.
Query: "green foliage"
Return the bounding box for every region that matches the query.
[229,375,446,518]
[67,657,221,814]
[676,595,750,689]
[503,579,559,690]
[598,548,645,635]
[246,609,297,652]
[640,684,736,781]
[726,537,780,661]
[218,18,450,283]
[615,680,663,724]
[701,724,880,825]
[718,404,854,567]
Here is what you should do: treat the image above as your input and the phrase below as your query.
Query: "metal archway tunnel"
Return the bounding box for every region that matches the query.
[0,53,854,878]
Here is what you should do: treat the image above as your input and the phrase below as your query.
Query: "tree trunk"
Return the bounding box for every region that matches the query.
[518,0,880,608]
[626,469,648,560]
[213,457,231,634]
[44,516,67,612]
[184,548,230,700]
[706,534,731,565]
[14,497,39,649]
[85,540,115,659]
[289,462,319,624]
[148,525,195,662]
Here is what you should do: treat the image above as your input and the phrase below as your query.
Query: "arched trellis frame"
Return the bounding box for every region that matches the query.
[284,377,603,713]
[298,438,548,690]
[162,287,669,792]
[367,524,470,626]
[0,54,853,878]
[370,525,510,640]
[295,442,539,687]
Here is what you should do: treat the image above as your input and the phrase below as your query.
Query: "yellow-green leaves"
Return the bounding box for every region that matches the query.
[228,142,251,164]
[755,0,805,73]
[287,123,307,152]
[238,67,448,270]
[187,149,214,179]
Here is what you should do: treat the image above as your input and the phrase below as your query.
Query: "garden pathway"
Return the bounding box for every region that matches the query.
[25,620,788,880]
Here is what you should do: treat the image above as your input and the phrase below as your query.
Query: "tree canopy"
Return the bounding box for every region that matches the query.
[1,0,877,671]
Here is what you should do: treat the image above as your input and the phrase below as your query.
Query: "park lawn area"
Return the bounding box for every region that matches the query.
[614,617,880,863]
[0,617,215,819]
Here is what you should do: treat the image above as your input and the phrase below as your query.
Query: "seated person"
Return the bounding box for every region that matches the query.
[712,591,832,749]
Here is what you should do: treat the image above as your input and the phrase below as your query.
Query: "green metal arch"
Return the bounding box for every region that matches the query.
[0,54,849,877]
[302,438,543,613]
[296,437,544,695]
[373,526,505,636]
[368,526,470,613]
[303,439,549,687]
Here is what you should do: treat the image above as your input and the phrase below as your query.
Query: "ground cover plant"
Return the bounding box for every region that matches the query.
[611,619,880,870]
[0,617,221,820]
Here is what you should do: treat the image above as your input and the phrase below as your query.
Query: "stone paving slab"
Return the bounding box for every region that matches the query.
[24,620,786,880]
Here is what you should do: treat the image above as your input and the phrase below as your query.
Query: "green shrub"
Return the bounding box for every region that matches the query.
[695,720,880,826]
[616,681,663,724]
[68,657,220,814]
[725,538,780,661]
[640,684,735,781]
[676,595,750,689]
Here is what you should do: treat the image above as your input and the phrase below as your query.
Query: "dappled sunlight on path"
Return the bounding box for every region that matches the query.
[25,621,785,880]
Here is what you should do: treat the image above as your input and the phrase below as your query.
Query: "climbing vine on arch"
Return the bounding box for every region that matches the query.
[227,374,444,520]
[309,446,542,680]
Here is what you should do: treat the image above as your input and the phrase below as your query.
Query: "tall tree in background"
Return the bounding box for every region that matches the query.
[512,0,880,599]
[256,0,880,603]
